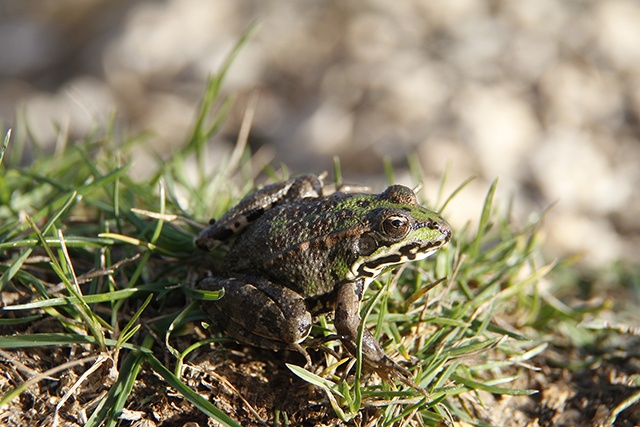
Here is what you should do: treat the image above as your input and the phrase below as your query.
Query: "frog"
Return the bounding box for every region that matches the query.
[195,174,451,382]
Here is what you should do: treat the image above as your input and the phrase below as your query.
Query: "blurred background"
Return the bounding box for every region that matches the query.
[1,0,639,268]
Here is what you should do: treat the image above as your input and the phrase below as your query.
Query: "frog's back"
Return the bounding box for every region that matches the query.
[224,193,367,296]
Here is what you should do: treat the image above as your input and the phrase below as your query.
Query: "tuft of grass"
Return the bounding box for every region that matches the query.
[0,29,257,427]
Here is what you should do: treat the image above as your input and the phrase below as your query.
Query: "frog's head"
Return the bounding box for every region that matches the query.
[347,185,451,282]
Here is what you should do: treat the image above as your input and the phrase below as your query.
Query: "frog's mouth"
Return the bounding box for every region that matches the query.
[348,236,449,282]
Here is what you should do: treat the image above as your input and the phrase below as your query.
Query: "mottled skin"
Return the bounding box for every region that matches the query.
[196,174,451,380]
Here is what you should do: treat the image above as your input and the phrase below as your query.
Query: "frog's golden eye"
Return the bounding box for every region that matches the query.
[381,215,410,238]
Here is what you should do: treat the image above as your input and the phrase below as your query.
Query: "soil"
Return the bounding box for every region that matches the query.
[2,318,639,427]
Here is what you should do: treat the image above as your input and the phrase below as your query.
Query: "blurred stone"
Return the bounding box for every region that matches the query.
[595,0,640,72]
[532,128,632,215]
[0,18,60,77]
[455,83,539,180]
[540,62,623,128]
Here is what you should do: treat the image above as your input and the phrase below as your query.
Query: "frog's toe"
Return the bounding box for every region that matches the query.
[371,358,430,399]
[289,343,312,367]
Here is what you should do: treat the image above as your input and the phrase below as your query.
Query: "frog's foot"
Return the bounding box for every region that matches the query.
[289,343,312,368]
[370,356,430,399]
[343,342,430,399]
[301,334,343,362]
[398,376,431,400]
[369,354,411,379]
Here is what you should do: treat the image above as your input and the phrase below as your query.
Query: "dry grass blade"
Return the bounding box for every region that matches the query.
[0,355,103,409]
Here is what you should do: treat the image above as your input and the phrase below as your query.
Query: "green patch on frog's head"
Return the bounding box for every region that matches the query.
[346,188,452,282]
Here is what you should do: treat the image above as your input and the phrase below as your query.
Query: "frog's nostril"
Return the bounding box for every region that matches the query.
[443,228,451,241]
[437,223,452,241]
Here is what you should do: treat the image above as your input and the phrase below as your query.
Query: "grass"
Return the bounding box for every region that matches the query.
[1,34,637,427]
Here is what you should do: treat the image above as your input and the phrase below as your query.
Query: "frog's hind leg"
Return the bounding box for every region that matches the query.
[197,275,313,363]
[335,280,412,379]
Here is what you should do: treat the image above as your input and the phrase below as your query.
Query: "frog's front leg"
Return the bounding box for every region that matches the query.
[334,280,411,379]
[197,274,313,362]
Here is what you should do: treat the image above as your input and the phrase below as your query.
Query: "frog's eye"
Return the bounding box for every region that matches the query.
[381,215,410,239]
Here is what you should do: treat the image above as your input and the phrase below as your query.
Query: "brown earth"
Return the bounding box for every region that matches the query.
[2,314,639,427]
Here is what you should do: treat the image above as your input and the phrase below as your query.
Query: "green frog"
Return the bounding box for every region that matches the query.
[195,174,451,381]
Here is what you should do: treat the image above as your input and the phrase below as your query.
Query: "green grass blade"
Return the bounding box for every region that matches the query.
[0,314,43,325]
[2,285,161,310]
[439,176,475,213]
[450,373,537,396]
[0,248,32,291]
[286,364,343,398]
[116,294,153,349]
[168,301,198,372]
[0,333,98,348]
[471,178,497,258]
[0,333,152,354]
[0,128,10,165]
[183,286,224,301]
